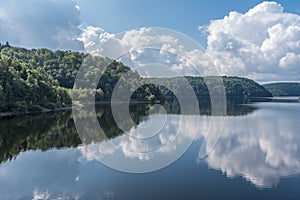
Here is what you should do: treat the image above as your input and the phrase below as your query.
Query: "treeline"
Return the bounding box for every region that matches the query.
[72,55,163,103]
[0,43,274,114]
[151,76,272,100]
[0,43,162,113]
[263,83,300,96]
[0,42,85,89]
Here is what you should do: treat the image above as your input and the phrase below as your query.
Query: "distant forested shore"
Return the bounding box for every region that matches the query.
[263,83,300,97]
[0,43,297,115]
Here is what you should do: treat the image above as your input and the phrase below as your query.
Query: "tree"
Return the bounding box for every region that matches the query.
[4,41,11,48]
[0,85,4,109]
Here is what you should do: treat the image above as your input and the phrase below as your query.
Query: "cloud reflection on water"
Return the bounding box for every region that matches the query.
[79,102,300,188]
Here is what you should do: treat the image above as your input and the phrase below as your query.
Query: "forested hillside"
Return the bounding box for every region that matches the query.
[0,43,274,114]
[0,43,162,113]
[263,83,300,96]
[152,76,272,99]
[0,49,71,113]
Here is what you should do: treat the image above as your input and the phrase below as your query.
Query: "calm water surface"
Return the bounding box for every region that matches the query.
[0,98,300,199]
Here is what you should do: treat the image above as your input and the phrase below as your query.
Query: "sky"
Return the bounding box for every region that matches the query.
[0,0,300,82]
[76,0,300,46]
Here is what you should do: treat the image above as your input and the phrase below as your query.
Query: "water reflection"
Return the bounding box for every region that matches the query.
[78,100,300,187]
[0,149,81,199]
[203,101,300,188]
[79,114,199,163]
[0,99,299,197]
[0,100,254,164]
[0,112,80,163]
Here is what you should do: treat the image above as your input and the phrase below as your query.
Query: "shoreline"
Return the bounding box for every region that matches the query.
[0,106,74,118]
[4,96,295,118]
[0,100,160,118]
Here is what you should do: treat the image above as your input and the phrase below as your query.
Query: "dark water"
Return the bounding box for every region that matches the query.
[0,98,300,199]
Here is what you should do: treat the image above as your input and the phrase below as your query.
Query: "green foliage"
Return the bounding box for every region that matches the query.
[0,85,4,110]
[222,76,272,98]
[0,45,163,113]
[0,46,85,88]
[150,76,272,100]
[0,44,273,114]
[0,53,71,112]
[263,83,300,96]
[72,55,163,103]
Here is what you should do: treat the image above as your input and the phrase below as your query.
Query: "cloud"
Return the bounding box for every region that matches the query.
[79,26,216,76]
[203,1,300,81]
[79,2,300,81]
[0,0,83,50]
[32,189,50,200]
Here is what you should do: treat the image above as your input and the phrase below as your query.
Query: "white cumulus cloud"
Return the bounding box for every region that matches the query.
[203,1,300,81]
[79,26,216,77]
[79,2,300,81]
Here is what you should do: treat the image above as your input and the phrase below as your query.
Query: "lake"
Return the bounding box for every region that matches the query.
[0,97,300,200]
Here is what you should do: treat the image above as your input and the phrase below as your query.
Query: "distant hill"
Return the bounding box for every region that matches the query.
[222,76,272,98]
[153,76,272,99]
[263,83,300,96]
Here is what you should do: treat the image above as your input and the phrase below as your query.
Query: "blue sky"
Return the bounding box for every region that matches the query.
[77,0,300,46]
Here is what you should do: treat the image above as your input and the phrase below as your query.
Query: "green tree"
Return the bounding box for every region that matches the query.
[0,85,4,109]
